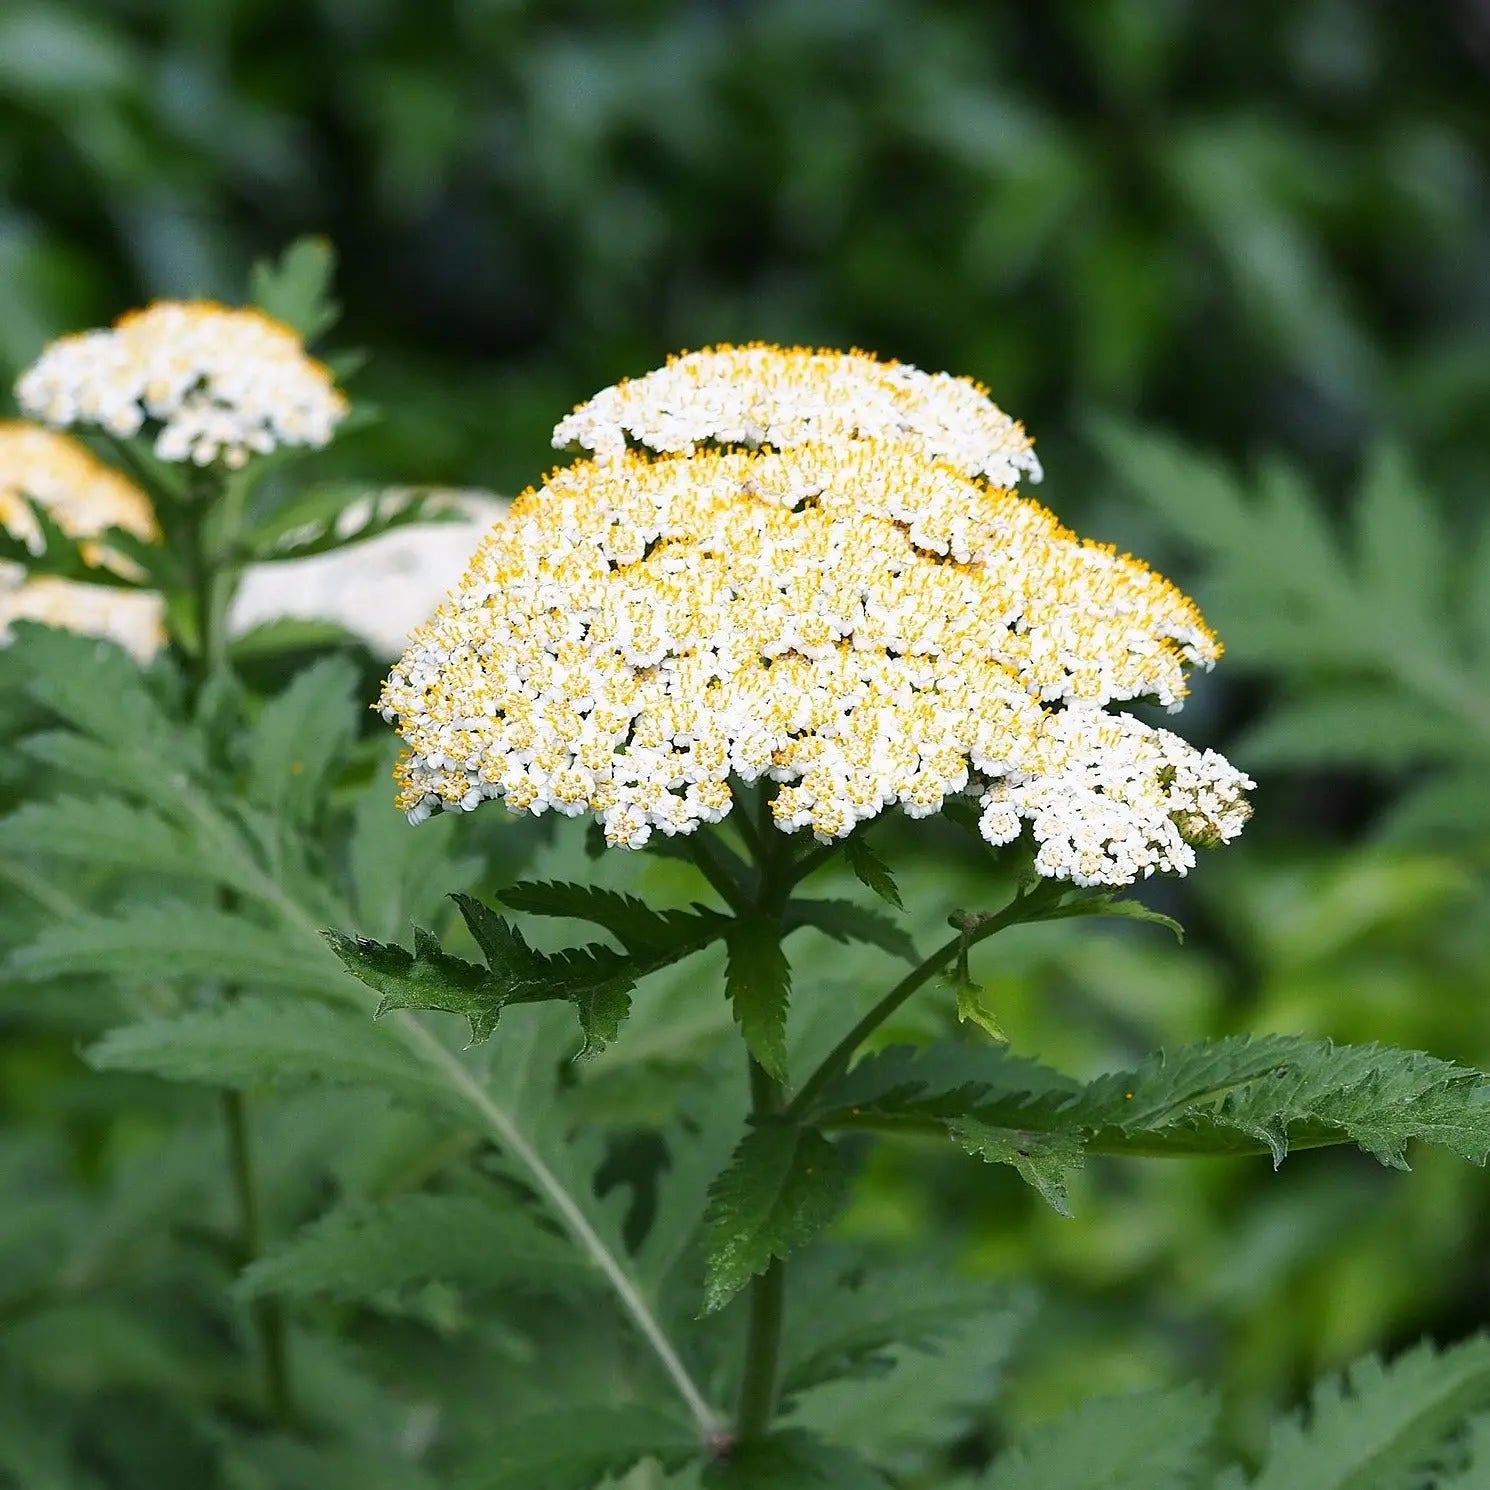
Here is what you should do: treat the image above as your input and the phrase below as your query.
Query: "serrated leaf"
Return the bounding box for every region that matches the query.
[1036,891,1184,942]
[726,919,793,1081]
[1355,442,1446,642]
[702,1123,848,1313]
[705,1431,889,1488]
[950,966,1008,1044]
[983,1384,1214,1490]
[1237,690,1468,771]
[325,926,495,1037]
[15,729,185,812]
[811,1037,1490,1207]
[1089,417,1252,551]
[842,834,903,909]
[779,1260,1026,1396]
[498,880,728,957]
[332,895,719,1054]
[237,1193,593,1303]
[0,795,233,886]
[245,656,359,826]
[1236,1338,1490,1490]
[10,901,351,994]
[788,1286,1034,1464]
[12,623,189,761]
[250,236,339,341]
[946,1118,1082,1216]
[458,1406,697,1490]
[784,899,918,964]
[85,998,453,1109]
[1436,1412,1490,1489]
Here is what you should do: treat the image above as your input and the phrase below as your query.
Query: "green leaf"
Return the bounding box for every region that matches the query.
[227,615,367,663]
[12,623,189,764]
[1437,1413,1490,1489]
[1088,417,1252,552]
[810,1037,1490,1211]
[726,919,794,1081]
[9,902,351,994]
[1234,1338,1490,1490]
[1237,690,1469,771]
[1038,892,1185,943]
[331,894,720,1054]
[983,1385,1214,1490]
[497,880,729,957]
[705,1431,889,1489]
[947,1118,1083,1217]
[250,236,340,341]
[0,492,155,587]
[950,964,1008,1044]
[452,893,637,1055]
[244,657,359,826]
[237,1193,593,1303]
[0,795,232,886]
[85,998,453,1109]
[780,1260,1028,1395]
[324,926,494,1037]
[702,1122,848,1313]
[457,1406,697,1490]
[1355,442,1446,644]
[249,486,464,564]
[788,1286,1034,1463]
[784,899,918,964]
[842,834,903,909]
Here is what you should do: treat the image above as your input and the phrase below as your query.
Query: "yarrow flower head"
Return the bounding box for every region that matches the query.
[554,343,1043,487]
[382,347,1252,888]
[16,301,347,469]
[0,422,164,660]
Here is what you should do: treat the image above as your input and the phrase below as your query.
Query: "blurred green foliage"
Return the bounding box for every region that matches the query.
[4,0,1490,1485]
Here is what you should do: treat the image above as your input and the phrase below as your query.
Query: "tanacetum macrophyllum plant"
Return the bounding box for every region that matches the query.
[322,343,1490,1478]
[12,257,1490,1489]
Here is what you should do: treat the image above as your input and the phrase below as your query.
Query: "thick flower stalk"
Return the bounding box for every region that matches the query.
[0,422,164,659]
[381,347,1251,888]
[16,301,347,468]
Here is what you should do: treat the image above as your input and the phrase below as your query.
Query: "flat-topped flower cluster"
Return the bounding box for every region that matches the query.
[382,347,1252,886]
[0,422,164,659]
[17,301,347,469]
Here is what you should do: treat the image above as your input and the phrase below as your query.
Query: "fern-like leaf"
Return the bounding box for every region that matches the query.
[810,1037,1490,1212]
[1229,1337,1490,1490]
[85,998,457,1111]
[237,1193,594,1304]
[702,1122,848,1313]
[983,1385,1214,1490]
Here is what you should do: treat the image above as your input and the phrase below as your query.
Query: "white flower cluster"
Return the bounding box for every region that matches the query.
[0,422,165,660]
[383,370,1251,886]
[979,708,1253,887]
[554,344,1043,488]
[16,301,347,469]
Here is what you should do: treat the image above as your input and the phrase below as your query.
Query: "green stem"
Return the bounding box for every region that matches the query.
[786,882,1062,1120]
[735,1057,787,1445]
[183,468,293,1426]
[222,1089,292,1424]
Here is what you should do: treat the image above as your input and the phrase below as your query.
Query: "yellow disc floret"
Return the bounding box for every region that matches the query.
[382,408,1251,886]
[16,301,347,469]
